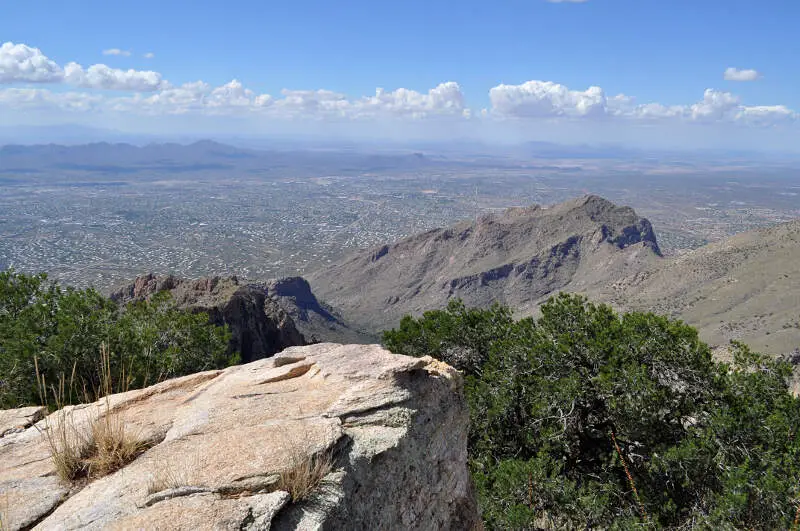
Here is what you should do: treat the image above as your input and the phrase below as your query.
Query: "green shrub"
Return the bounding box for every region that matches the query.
[384,293,800,529]
[0,270,235,408]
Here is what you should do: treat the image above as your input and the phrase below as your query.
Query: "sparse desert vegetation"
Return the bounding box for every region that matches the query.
[277,449,334,503]
[36,346,153,483]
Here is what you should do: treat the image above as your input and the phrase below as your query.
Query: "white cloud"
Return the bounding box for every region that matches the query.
[115,81,212,114]
[0,40,795,135]
[143,52,155,59]
[1,41,168,92]
[0,42,63,83]
[489,81,607,118]
[113,80,268,115]
[737,105,795,126]
[689,89,740,121]
[353,82,467,119]
[0,88,101,112]
[488,80,796,126]
[724,67,761,82]
[111,80,467,120]
[63,62,167,92]
[102,48,132,57]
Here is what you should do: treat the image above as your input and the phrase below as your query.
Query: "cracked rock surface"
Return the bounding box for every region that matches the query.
[0,343,478,530]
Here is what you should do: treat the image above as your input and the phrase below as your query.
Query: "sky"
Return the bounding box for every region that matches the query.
[1,0,799,151]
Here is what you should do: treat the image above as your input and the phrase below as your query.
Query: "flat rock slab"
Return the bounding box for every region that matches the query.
[0,406,46,438]
[0,343,478,530]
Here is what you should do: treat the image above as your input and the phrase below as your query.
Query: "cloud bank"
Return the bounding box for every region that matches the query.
[0,41,796,146]
[489,81,794,126]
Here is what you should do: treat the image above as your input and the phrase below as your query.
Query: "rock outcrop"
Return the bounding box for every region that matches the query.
[111,274,307,362]
[0,344,478,530]
[308,195,663,333]
[265,277,374,345]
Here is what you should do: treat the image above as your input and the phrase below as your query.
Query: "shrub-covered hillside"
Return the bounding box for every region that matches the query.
[384,294,800,529]
[0,270,235,408]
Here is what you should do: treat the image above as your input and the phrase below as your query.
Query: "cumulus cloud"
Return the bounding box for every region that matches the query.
[488,80,795,126]
[0,40,794,131]
[0,42,63,83]
[736,105,795,126]
[112,80,269,115]
[724,67,761,82]
[102,48,132,57]
[1,41,168,92]
[110,80,467,120]
[689,89,740,121]
[490,81,607,118]
[353,82,468,119]
[63,62,167,92]
[143,52,155,59]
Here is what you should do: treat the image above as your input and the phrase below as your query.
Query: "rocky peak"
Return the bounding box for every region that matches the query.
[308,195,663,334]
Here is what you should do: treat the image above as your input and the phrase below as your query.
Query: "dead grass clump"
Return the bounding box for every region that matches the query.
[146,467,187,496]
[37,344,151,483]
[85,410,147,478]
[146,455,194,495]
[36,360,92,481]
[277,450,333,502]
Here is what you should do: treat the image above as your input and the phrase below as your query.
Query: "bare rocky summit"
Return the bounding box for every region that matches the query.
[0,343,477,530]
[308,195,662,333]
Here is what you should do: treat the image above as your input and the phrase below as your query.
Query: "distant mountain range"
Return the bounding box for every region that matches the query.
[307,195,800,356]
[0,140,445,176]
[3,135,799,169]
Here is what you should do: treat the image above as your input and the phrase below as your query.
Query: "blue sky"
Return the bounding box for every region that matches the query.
[1,0,798,150]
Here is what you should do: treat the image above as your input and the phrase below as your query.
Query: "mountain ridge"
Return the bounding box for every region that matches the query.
[308,194,799,356]
[308,195,663,333]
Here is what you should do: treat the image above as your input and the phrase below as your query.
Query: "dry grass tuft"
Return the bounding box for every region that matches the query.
[146,456,193,495]
[85,410,147,478]
[37,344,151,483]
[36,360,92,481]
[277,450,333,502]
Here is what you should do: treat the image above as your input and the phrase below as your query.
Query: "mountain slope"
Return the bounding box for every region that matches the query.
[611,218,800,355]
[308,195,663,333]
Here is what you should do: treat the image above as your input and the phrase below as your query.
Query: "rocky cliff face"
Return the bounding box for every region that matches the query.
[265,277,374,344]
[111,274,307,362]
[0,343,478,530]
[308,195,663,333]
